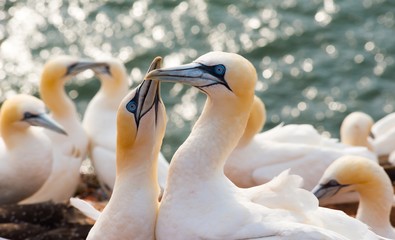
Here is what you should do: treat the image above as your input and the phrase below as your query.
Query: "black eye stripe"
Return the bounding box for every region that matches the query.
[197,64,226,78]
[196,63,232,91]
[323,180,340,188]
[23,112,38,120]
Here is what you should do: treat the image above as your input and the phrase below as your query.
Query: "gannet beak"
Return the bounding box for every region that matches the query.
[24,113,67,135]
[128,57,162,126]
[66,61,109,76]
[91,64,111,75]
[145,62,230,90]
[311,180,347,199]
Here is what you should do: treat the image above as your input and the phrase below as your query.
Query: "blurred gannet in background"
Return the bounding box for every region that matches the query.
[21,56,107,204]
[147,51,383,239]
[86,57,165,239]
[0,94,66,204]
[313,155,395,238]
[224,96,377,191]
[82,58,169,196]
[341,111,395,164]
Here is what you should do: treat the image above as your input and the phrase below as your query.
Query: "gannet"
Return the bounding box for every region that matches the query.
[0,94,66,204]
[340,111,395,163]
[82,57,169,196]
[313,155,395,238]
[86,57,165,240]
[225,97,377,190]
[146,51,383,239]
[21,56,107,204]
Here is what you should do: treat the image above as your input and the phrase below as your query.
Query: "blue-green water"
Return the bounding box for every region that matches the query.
[1,0,394,160]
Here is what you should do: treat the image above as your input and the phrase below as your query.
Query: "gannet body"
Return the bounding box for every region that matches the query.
[21,56,107,204]
[82,58,169,195]
[147,52,383,240]
[0,94,66,204]
[313,155,395,238]
[87,57,165,240]
[225,98,377,190]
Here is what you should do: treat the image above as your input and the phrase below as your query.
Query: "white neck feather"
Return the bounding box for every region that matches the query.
[166,97,250,190]
[88,144,160,239]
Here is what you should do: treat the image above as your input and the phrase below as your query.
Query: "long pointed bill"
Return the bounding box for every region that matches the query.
[145,62,223,89]
[311,183,344,200]
[66,61,109,76]
[130,57,162,126]
[24,113,67,135]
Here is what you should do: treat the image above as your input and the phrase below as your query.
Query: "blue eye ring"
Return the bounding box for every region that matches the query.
[213,64,226,76]
[126,100,137,113]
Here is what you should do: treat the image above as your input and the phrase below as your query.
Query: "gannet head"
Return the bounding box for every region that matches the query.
[312,155,389,199]
[91,58,131,89]
[145,51,257,107]
[0,94,67,135]
[116,57,166,151]
[340,112,374,149]
[40,55,108,86]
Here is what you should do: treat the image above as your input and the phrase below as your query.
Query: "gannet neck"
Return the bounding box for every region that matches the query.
[169,95,252,184]
[237,96,265,147]
[40,80,77,118]
[340,111,374,151]
[355,169,393,232]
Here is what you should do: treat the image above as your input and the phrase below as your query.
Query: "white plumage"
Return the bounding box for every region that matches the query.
[0,94,66,204]
[147,51,383,239]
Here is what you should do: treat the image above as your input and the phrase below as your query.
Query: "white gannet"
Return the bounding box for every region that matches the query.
[86,57,165,240]
[224,97,377,190]
[0,94,66,204]
[146,51,383,239]
[21,56,107,204]
[340,111,374,151]
[341,111,395,163]
[312,155,395,238]
[82,57,169,196]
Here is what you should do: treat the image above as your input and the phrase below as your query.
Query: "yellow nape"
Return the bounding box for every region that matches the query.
[237,95,266,147]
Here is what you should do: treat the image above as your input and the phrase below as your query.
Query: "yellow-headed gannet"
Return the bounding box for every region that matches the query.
[0,94,66,204]
[313,155,395,238]
[86,57,165,239]
[21,56,107,204]
[82,57,169,196]
[341,111,395,164]
[146,51,383,240]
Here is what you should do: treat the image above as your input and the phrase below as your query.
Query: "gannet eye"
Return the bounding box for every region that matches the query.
[213,64,226,76]
[126,100,137,113]
[23,112,37,120]
[323,180,340,188]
